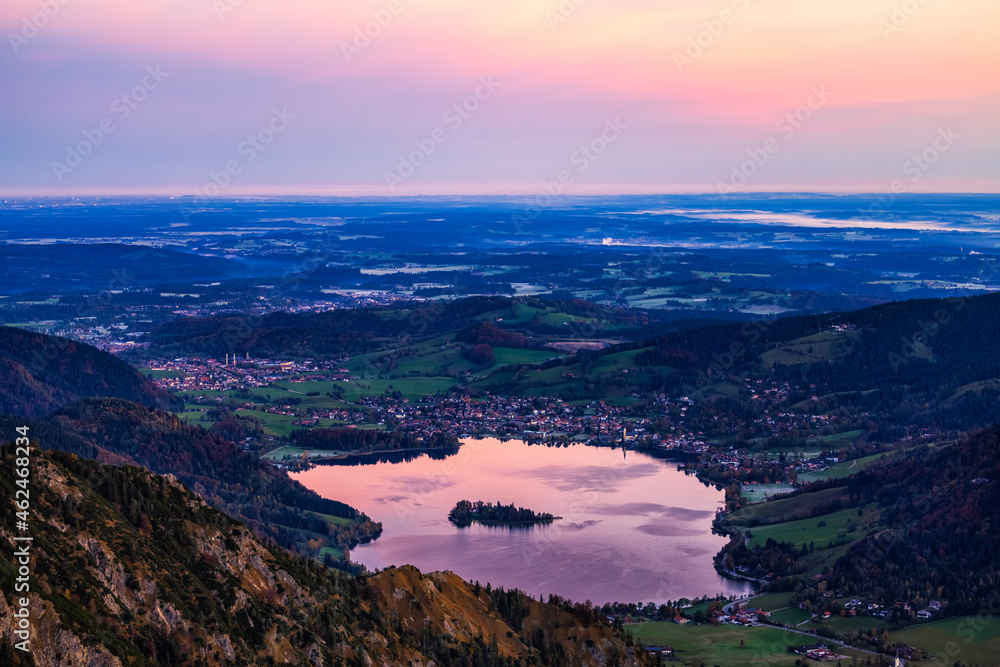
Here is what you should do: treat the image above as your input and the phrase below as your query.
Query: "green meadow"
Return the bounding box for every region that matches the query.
[630,622,866,666]
[890,616,1000,665]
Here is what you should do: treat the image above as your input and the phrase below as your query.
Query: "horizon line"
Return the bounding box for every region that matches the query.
[2,183,1000,199]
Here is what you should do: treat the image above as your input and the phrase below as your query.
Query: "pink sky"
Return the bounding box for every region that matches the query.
[1,0,998,193]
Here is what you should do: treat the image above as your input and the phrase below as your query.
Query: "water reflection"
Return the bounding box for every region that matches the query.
[293,438,752,604]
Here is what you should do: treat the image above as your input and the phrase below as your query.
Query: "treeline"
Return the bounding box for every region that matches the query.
[633,345,700,368]
[456,321,537,349]
[448,500,557,527]
[715,537,805,580]
[461,343,496,366]
[290,427,459,452]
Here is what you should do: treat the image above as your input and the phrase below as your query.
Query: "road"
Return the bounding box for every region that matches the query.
[721,597,882,659]
[756,623,881,658]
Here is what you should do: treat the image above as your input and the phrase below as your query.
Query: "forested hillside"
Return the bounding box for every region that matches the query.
[0,326,179,418]
[149,296,517,358]
[830,425,1000,614]
[147,296,656,359]
[634,291,1000,440]
[0,446,649,666]
[0,329,381,561]
[715,424,1000,627]
[47,398,382,561]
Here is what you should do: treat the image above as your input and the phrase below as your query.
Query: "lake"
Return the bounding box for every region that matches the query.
[293,438,752,604]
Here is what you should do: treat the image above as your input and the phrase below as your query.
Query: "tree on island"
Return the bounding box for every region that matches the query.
[448,500,560,527]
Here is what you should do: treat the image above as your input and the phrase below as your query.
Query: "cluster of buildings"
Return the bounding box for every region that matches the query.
[142,356,721,452]
[715,606,770,626]
[146,356,346,392]
[804,598,941,623]
[361,394,711,452]
[792,643,841,662]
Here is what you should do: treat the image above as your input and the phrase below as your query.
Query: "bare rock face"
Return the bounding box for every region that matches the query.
[0,593,122,667]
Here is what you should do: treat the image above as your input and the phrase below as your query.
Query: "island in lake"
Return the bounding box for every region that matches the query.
[448,500,561,527]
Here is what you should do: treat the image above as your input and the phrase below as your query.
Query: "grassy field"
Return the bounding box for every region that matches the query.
[760,330,860,367]
[230,409,303,438]
[944,378,1000,407]
[890,616,1000,665]
[629,622,865,666]
[317,546,344,562]
[693,271,770,280]
[818,429,865,446]
[391,347,477,376]
[310,510,354,527]
[807,614,887,635]
[262,445,348,461]
[336,377,458,402]
[748,506,879,551]
[500,303,546,324]
[740,484,796,501]
[744,592,795,612]
[768,607,811,627]
[492,347,561,366]
[798,452,892,483]
[590,348,655,377]
[176,409,208,424]
[728,487,851,526]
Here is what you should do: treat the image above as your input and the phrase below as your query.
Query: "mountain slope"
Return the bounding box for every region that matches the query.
[45,397,382,563]
[600,290,1000,439]
[0,327,178,419]
[0,446,649,666]
[829,425,1000,614]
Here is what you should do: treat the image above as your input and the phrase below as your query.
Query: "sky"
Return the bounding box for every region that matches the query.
[1,0,998,195]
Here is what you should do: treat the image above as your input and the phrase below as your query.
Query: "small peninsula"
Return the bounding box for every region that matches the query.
[448,500,560,527]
